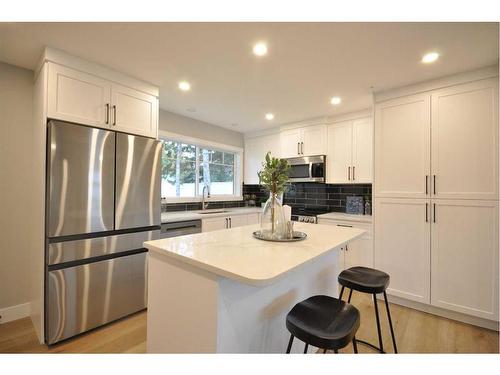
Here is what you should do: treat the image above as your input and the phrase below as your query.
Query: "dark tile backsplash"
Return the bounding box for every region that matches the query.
[162,183,372,213]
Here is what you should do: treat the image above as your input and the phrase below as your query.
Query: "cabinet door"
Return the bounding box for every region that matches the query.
[111,84,158,138]
[302,125,327,156]
[352,118,373,183]
[345,225,374,270]
[374,198,430,303]
[431,79,498,200]
[228,215,248,228]
[244,133,280,184]
[280,129,302,158]
[431,200,498,320]
[374,94,431,198]
[47,63,111,128]
[202,217,228,232]
[326,121,352,183]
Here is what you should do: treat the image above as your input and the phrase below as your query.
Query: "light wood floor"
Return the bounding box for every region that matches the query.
[0,294,498,353]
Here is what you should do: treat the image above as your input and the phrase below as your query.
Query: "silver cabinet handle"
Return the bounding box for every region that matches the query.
[337,224,353,228]
[345,244,348,252]
[433,203,436,223]
[112,105,117,126]
[225,218,228,228]
[301,142,304,155]
[348,166,351,180]
[433,175,436,195]
[352,166,355,181]
[297,143,300,155]
[425,175,428,195]
[425,203,428,222]
[229,217,232,228]
[105,103,110,124]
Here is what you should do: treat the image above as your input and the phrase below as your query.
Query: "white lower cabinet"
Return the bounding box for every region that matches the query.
[430,199,499,320]
[317,219,373,270]
[374,198,431,304]
[202,213,260,232]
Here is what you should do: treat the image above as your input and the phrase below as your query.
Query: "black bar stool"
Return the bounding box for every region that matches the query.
[285,295,360,354]
[338,266,398,354]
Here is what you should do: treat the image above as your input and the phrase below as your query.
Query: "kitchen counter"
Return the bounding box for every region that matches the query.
[317,212,373,223]
[161,206,261,223]
[145,222,364,286]
[144,222,364,353]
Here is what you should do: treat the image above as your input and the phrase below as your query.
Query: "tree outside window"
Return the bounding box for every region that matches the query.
[160,139,236,199]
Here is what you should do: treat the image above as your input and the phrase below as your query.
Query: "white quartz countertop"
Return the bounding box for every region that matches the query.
[317,212,373,224]
[144,222,365,286]
[161,206,261,224]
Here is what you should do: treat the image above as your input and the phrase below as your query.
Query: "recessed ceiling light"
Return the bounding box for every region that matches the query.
[265,113,274,120]
[253,42,268,56]
[422,52,439,64]
[178,81,191,91]
[330,97,342,105]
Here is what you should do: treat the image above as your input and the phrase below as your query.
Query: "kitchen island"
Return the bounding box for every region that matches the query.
[144,222,364,353]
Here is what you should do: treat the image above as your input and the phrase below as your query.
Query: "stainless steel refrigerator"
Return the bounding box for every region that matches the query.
[45,120,161,345]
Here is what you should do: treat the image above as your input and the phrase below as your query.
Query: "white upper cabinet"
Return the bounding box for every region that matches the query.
[431,78,498,200]
[280,129,302,158]
[327,120,352,183]
[374,198,431,304]
[326,117,372,184]
[48,63,111,128]
[111,83,158,138]
[430,199,498,320]
[244,132,281,184]
[301,125,327,156]
[374,94,430,198]
[280,124,327,158]
[46,62,159,138]
[352,118,373,183]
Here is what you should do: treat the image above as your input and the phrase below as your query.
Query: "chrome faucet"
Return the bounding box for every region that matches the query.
[202,185,210,210]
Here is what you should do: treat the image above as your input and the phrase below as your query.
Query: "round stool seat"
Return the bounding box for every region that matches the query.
[338,266,390,294]
[286,295,360,350]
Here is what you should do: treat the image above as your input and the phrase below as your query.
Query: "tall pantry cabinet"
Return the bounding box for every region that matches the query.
[374,76,499,323]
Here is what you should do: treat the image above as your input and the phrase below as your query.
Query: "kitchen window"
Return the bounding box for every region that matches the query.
[160,132,242,202]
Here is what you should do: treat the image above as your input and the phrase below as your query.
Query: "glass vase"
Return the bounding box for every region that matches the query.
[260,192,286,239]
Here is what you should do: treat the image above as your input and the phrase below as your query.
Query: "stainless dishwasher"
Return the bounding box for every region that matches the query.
[160,220,202,238]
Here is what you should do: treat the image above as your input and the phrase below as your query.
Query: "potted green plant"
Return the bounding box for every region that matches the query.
[257,152,290,239]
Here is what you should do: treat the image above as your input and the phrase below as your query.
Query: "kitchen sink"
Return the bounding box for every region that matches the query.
[198,210,228,214]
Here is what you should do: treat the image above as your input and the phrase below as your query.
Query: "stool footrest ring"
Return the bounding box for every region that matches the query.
[354,338,386,354]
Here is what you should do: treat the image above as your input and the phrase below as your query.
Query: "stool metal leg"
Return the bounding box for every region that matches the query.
[383,291,398,354]
[373,294,384,353]
[286,334,294,353]
[339,285,345,300]
[352,336,358,354]
[323,349,327,354]
[333,349,338,354]
[303,343,309,354]
[348,289,353,303]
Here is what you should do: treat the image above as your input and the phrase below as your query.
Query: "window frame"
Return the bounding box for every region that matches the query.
[159,130,243,203]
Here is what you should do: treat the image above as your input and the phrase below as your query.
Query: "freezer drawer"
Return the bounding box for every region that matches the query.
[47,121,115,237]
[48,229,159,265]
[115,133,162,230]
[46,252,147,345]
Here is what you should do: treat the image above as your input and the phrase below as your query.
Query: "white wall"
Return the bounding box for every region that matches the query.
[0,62,36,322]
[159,110,244,148]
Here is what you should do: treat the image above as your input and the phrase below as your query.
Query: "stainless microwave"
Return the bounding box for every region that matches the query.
[286,155,326,183]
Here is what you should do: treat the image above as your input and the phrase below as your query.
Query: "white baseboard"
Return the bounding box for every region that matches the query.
[0,302,31,324]
[385,295,499,332]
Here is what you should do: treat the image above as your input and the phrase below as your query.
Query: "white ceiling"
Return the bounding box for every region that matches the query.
[0,22,498,133]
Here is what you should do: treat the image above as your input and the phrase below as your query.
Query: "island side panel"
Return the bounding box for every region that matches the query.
[216,249,341,353]
[147,251,219,353]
